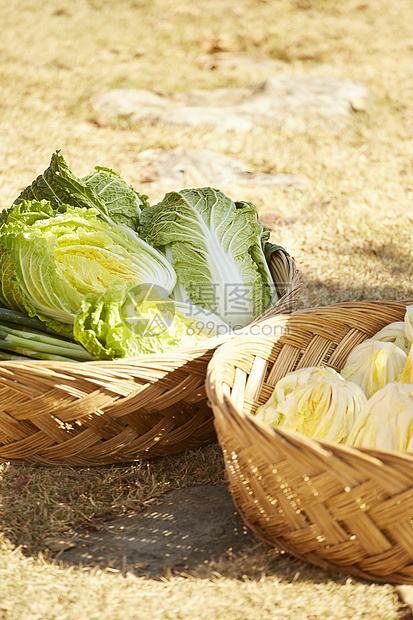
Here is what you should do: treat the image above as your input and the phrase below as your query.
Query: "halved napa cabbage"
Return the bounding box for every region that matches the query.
[0,200,176,333]
[347,381,413,451]
[341,339,407,399]
[139,188,285,329]
[255,366,367,443]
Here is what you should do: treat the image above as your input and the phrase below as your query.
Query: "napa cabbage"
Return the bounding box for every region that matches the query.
[0,200,176,332]
[400,345,413,384]
[1,150,176,291]
[139,188,283,329]
[341,339,407,398]
[370,321,411,355]
[82,165,148,231]
[255,366,367,443]
[347,381,413,451]
[405,305,413,344]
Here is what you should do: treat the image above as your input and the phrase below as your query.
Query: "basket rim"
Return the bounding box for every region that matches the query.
[206,297,413,460]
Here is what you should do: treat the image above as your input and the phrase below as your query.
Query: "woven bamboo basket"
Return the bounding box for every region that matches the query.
[0,249,300,467]
[206,299,413,584]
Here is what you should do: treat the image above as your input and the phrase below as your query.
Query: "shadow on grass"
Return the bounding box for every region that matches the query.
[1,459,362,587]
[51,481,378,588]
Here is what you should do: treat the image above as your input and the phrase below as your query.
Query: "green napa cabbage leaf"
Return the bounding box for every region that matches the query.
[3,149,176,292]
[74,279,230,359]
[139,187,280,328]
[0,200,176,332]
[82,166,149,231]
[0,246,25,313]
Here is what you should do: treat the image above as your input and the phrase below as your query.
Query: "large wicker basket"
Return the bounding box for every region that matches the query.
[206,299,413,584]
[0,249,300,467]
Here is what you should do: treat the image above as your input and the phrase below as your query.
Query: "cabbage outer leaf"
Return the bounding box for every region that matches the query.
[74,279,229,359]
[82,166,149,231]
[139,188,278,328]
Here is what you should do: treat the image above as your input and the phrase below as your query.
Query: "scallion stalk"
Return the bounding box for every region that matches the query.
[0,324,87,352]
[0,307,74,338]
[0,332,92,361]
[0,350,35,361]
[0,308,94,362]
[0,342,81,362]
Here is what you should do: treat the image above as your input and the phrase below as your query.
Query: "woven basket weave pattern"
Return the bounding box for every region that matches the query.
[206,300,413,584]
[0,250,300,466]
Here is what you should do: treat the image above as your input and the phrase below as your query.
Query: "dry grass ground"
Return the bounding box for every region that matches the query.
[0,0,413,618]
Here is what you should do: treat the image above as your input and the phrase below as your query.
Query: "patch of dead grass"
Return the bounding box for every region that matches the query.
[0,538,410,620]
[0,444,225,552]
[0,0,413,617]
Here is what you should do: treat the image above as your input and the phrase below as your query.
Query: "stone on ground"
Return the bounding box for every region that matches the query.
[92,73,370,131]
[135,148,309,192]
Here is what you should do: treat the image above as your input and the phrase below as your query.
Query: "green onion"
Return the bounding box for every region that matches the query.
[0,307,94,362]
[0,332,92,361]
[0,350,35,361]
[0,307,74,338]
[0,342,82,362]
[0,324,88,352]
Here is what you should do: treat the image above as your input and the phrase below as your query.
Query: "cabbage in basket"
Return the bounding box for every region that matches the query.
[347,381,413,451]
[255,366,367,444]
[341,339,407,399]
